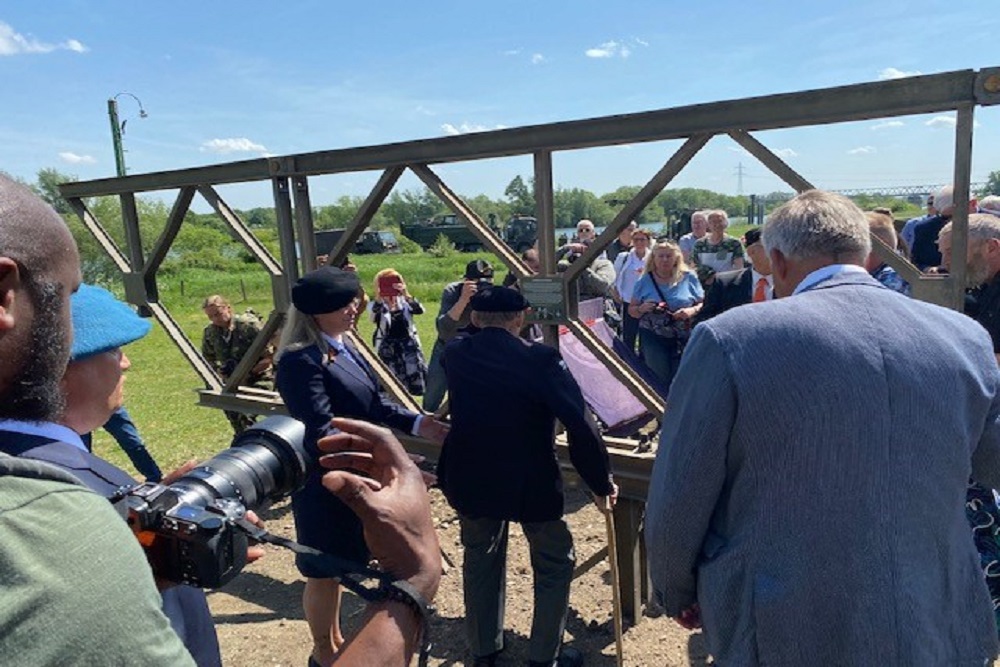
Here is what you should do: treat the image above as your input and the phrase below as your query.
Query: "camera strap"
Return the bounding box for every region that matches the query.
[233,517,434,667]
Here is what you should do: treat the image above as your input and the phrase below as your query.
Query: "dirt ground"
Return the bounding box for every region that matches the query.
[207,486,706,666]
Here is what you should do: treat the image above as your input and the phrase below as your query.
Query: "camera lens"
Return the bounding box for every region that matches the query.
[164,416,310,512]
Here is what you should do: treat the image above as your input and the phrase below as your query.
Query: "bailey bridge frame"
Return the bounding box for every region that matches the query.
[60,67,1000,621]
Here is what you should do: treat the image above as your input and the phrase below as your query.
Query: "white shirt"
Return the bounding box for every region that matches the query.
[792,264,869,296]
[613,250,648,302]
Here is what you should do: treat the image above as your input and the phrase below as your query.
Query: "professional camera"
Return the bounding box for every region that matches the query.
[476,278,494,292]
[122,416,309,588]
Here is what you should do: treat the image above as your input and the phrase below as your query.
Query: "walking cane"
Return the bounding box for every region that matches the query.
[603,497,624,667]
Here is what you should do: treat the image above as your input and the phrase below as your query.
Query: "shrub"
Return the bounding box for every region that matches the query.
[427,233,457,258]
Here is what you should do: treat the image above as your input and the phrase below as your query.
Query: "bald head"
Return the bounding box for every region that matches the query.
[0,174,81,421]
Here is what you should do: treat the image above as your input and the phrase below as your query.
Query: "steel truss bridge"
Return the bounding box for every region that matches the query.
[60,67,1000,621]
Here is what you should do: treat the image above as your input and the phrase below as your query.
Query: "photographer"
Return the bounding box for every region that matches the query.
[628,239,704,388]
[422,259,494,412]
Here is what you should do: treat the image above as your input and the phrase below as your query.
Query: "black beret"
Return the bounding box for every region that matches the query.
[744,227,762,246]
[470,286,529,313]
[292,267,360,315]
[464,259,494,280]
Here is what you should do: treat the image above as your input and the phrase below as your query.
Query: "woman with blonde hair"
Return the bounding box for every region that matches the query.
[627,239,703,388]
[275,266,448,667]
[369,268,427,394]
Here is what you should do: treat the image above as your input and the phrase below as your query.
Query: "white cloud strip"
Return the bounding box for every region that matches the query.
[878,67,921,80]
[871,120,904,130]
[0,21,88,55]
[441,122,507,136]
[774,148,798,158]
[848,146,876,155]
[531,53,545,65]
[59,152,95,164]
[586,40,630,59]
[925,116,956,128]
[200,137,267,154]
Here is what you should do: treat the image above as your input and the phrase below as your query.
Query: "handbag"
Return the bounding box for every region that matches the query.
[640,278,694,344]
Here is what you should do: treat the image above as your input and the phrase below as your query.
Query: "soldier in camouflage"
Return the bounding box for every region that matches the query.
[201,295,274,433]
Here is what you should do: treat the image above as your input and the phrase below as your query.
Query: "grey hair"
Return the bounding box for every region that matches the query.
[762,190,871,262]
[939,214,1000,243]
[275,306,326,363]
[707,209,729,228]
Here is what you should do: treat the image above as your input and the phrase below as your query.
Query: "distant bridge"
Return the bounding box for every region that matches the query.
[831,182,986,198]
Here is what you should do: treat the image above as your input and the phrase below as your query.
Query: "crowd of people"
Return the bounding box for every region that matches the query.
[7,169,1000,667]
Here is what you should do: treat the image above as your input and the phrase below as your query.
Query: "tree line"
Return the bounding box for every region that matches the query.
[14,167,997,285]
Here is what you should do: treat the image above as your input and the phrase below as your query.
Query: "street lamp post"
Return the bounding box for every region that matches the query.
[107,92,148,178]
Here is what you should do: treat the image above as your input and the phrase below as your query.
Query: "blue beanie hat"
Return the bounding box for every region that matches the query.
[70,284,152,361]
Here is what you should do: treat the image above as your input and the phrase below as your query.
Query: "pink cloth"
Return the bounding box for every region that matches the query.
[558,298,649,431]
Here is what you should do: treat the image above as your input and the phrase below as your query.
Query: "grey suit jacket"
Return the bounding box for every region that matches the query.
[646,270,1000,666]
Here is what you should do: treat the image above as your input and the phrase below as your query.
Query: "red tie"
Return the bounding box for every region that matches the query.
[753,277,768,303]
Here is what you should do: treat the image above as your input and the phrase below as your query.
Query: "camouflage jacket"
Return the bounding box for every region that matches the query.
[201,315,274,385]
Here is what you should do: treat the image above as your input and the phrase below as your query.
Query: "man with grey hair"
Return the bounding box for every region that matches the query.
[646,189,1000,665]
[938,213,1000,360]
[678,210,707,262]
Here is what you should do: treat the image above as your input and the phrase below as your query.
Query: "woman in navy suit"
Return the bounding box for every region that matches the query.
[275,267,447,667]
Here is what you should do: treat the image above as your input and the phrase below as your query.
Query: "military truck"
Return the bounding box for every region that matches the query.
[400,214,484,252]
[503,215,537,252]
[314,229,399,256]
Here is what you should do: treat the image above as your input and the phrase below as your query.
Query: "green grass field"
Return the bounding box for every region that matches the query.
[92,239,737,475]
[90,252,492,475]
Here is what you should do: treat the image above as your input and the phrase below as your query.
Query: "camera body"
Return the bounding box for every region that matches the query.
[122,416,309,588]
[475,278,493,292]
[653,302,671,315]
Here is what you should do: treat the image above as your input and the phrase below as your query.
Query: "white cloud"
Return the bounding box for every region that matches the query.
[848,146,876,155]
[441,122,507,136]
[586,40,626,58]
[878,67,921,80]
[414,104,435,116]
[200,137,267,154]
[774,148,798,158]
[634,37,649,47]
[727,146,751,156]
[925,115,956,128]
[871,120,904,130]
[531,53,545,65]
[503,49,521,56]
[58,152,95,164]
[0,21,88,55]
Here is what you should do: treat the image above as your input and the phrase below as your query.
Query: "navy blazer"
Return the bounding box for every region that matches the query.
[438,327,613,523]
[276,340,419,571]
[0,431,221,667]
[276,341,418,456]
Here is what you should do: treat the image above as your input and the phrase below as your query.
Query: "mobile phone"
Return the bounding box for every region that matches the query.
[378,275,401,298]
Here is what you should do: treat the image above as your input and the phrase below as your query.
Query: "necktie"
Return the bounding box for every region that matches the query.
[753,277,768,303]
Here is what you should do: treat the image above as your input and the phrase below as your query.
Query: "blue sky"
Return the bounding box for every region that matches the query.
[2,0,998,210]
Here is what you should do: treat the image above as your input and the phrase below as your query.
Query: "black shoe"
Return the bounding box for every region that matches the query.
[473,648,503,666]
[528,646,584,667]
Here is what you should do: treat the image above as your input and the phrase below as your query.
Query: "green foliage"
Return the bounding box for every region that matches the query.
[395,231,423,254]
[553,187,615,227]
[504,175,534,215]
[427,233,457,257]
[34,168,77,214]
[982,170,1000,197]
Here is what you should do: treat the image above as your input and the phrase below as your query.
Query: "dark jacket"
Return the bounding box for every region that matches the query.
[276,341,419,568]
[438,327,613,522]
[699,267,753,321]
[0,431,221,667]
[277,342,418,458]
